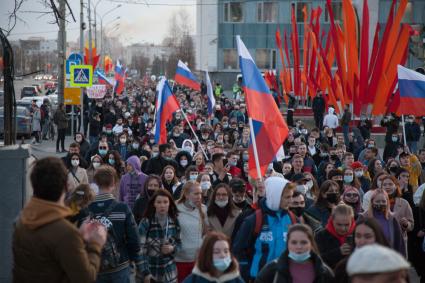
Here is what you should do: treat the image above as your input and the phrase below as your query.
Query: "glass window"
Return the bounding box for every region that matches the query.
[223,49,238,69]
[256,49,271,69]
[272,49,277,69]
[257,2,277,23]
[296,2,311,23]
[224,2,243,23]
[325,2,343,23]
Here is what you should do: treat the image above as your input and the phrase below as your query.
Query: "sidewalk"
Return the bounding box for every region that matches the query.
[25,136,75,159]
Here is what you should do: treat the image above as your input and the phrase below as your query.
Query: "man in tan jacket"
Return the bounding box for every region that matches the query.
[13,157,107,283]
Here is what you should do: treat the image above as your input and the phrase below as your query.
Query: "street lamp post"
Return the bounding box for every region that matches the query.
[99,5,121,66]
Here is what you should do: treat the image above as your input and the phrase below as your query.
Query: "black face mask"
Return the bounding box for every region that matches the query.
[326,192,339,204]
[373,204,387,212]
[290,207,304,217]
[389,166,399,174]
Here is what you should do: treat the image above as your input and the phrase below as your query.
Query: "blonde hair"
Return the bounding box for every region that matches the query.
[65,183,95,213]
[177,180,207,234]
[367,189,391,219]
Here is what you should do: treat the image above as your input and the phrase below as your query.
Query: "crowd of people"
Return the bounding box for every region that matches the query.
[12,80,425,283]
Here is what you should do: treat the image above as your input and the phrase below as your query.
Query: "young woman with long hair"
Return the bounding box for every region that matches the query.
[175,181,208,282]
[139,189,181,283]
[256,224,334,283]
[183,232,244,283]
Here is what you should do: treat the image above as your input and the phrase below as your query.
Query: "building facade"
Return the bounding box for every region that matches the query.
[196,0,425,89]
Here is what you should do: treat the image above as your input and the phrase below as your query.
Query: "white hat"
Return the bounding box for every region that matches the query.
[347,244,410,276]
[124,112,131,119]
[264,176,290,211]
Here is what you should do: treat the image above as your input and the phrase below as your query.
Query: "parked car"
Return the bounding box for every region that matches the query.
[16,99,33,112]
[0,106,32,138]
[21,86,40,98]
[21,96,51,107]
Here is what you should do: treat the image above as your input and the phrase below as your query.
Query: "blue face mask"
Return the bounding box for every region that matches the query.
[288,251,311,263]
[213,256,232,272]
[99,149,108,156]
[108,158,115,165]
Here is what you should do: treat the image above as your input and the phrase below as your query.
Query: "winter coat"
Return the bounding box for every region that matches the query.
[119,155,148,210]
[314,227,348,269]
[183,266,245,283]
[232,198,297,279]
[175,150,193,178]
[392,197,414,240]
[67,166,89,193]
[255,251,334,283]
[13,197,102,283]
[208,208,241,238]
[87,193,143,274]
[312,96,326,114]
[305,204,331,227]
[54,108,68,129]
[32,109,41,131]
[139,215,181,283]
[175,202,208,263]
[405,122,421,142]
[144,155,178,176]
[77,138,91,159]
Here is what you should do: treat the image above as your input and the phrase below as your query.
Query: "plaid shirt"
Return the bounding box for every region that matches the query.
[139,216,181,283]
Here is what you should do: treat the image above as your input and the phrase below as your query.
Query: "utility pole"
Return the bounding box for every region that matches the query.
[88,0,93,66]
[57,0,66,104]
[80,0,85,134]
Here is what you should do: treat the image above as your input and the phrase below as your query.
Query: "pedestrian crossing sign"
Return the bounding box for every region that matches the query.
[70,65,93,87]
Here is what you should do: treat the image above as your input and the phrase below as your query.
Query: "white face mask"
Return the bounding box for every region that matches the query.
[200,181,211,191]
[92,162,101,169]
[354,170,364,178]
[215,199,228,208]
[180,160,188,167]
[71,159,79,167]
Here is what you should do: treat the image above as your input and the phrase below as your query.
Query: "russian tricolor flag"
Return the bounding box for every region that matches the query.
[175,60,201,91]
[114,60,125,95]
[154,78,181,144]
[205,70,215,116]
[236,36,289,178]
[96,69,113,86]
[397,65,425,116]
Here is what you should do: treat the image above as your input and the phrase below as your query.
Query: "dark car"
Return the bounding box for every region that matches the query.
[0,106,32,138]
[21,86,40,98]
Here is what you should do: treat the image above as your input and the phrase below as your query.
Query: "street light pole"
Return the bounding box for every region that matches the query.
[99,5,121,68]
[88,0,93,66]
[57,0,66,105]
[93,0,103,50]
[80,0,85,134]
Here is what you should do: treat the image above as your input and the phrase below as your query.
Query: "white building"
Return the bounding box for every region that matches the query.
[124,43,173,66]
[196,0,219,72]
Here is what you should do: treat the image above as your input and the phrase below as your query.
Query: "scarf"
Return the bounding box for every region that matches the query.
[325,216,356,245]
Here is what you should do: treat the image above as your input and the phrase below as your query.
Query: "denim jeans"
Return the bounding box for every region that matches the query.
[407,141,418,154]
[96,266,130,283]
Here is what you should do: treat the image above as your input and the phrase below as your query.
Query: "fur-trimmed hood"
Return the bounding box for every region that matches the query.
[191,265,242,283]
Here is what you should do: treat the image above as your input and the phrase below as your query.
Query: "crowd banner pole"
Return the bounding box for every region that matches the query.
[402,114,407,147]
[249,117,262,204]
[180,108,209,161]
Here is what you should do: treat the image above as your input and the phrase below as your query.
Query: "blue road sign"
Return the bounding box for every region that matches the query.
[66,53,83,75]
[70,65,93,87]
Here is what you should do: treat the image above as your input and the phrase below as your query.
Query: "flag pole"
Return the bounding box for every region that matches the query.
[249,117,262,204]
[401,114,407,146]
[180,108,209,161]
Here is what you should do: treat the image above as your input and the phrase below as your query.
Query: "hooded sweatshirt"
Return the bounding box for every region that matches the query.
[13,197,102,283]
[119,155,148,209]
[323,107,339,129]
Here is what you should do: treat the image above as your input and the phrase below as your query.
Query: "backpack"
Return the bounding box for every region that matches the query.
[98,201,122,272]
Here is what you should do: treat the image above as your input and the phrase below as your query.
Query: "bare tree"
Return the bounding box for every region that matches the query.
[164,8,196,77]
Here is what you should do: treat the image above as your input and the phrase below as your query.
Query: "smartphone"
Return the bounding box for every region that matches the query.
[346,235,354,246]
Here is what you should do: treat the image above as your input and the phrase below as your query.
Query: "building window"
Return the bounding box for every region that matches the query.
[256,49,271,69]
[325,1,343,23]
[257,2,278,23]
[223,49,238,69]
[271,49,277,69]
[224,2,243,23]
[295,2,311,23]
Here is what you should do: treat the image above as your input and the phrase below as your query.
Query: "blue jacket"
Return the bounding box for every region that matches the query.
[232,198,295,279]
[88,193,143,274]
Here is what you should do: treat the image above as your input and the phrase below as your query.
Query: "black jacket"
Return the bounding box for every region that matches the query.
[314,228,346,269]
[312,96,326,115]
[255,251,334,283]
[143,155,178,176]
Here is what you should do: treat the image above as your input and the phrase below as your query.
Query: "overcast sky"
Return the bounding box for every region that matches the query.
[0,0,196,45]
